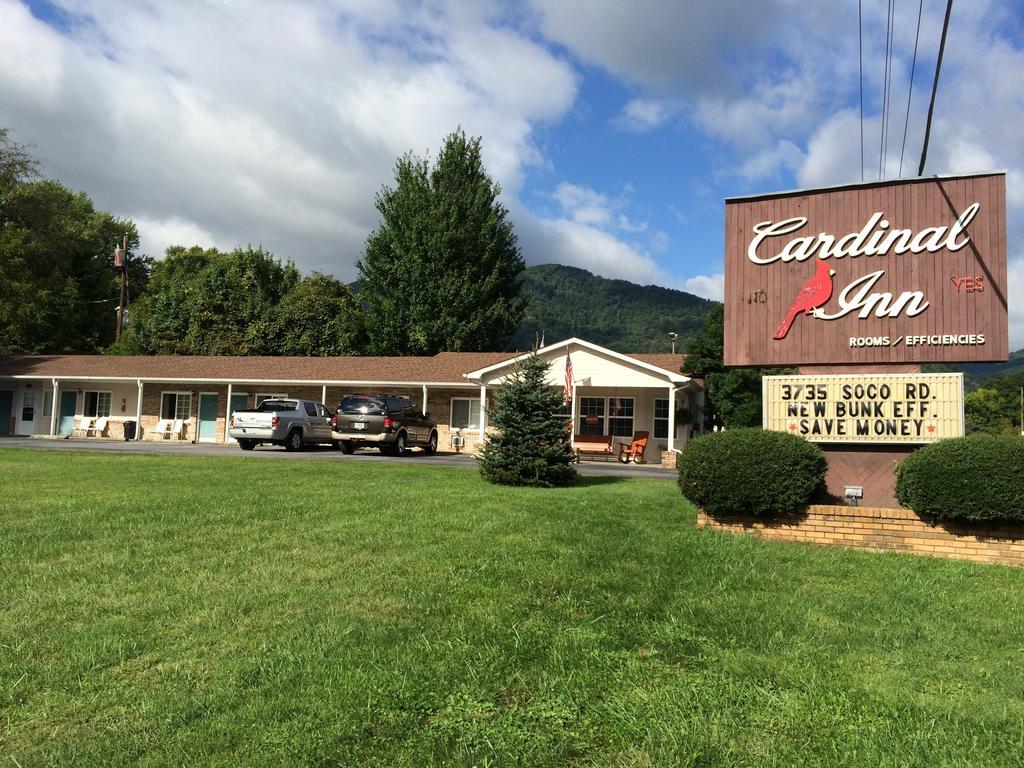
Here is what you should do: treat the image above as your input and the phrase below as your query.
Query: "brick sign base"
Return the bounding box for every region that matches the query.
[696,506,1024,567]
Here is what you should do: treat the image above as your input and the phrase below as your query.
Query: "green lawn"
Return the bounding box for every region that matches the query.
[2,449,1024,766]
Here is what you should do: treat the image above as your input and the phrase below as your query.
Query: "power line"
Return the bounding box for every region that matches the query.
[899,0,924,177]
[879,0,895,179]
[919,0,954,176]
[859,0,864,182]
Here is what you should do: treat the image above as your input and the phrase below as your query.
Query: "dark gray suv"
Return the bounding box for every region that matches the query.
[331,394,438,456]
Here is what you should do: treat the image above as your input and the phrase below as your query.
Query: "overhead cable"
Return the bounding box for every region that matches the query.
[918,0,954,176]
[879,0,895,179]
[898,0,924,177]
[859,0,865,182]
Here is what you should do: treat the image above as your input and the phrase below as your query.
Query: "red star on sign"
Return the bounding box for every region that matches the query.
[927,424,936,433]
[788,423,798,430]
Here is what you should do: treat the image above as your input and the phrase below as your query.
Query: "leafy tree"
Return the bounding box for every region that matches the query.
[684,304,793,429]
[358,129,526,355]
[0,128,146,354]
[120,245,300,355]
[981,373,1024,433]
[479,353,577,487]
[964,387,1015,435]
[266,273,365,356]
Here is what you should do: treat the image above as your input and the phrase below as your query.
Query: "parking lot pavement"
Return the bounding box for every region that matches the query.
[0,437,677,479]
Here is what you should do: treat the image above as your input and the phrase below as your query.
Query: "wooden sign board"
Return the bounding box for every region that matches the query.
[724,172,1008,366]
[763,372,964,444]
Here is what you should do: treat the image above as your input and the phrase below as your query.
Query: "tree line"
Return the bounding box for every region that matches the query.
[1,128,525,358]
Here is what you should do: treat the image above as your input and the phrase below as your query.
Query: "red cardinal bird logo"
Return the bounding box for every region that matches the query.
[773,261,836,340]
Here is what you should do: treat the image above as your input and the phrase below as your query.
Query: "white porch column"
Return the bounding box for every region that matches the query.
[667,385,676,453]
[478,384,487,442]
[49,378,59,436]
[321,384,327,404]
[570,379,577,448]
[225,383,234,443]
[422,384,428,413]
[135,380,143,440]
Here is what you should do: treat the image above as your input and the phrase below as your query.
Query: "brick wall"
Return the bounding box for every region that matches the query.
[696,506,1024,567]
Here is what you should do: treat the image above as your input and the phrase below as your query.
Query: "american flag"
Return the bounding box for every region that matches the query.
[564,351,573,403]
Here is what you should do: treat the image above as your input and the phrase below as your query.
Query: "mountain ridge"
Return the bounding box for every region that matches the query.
[512,264,717,354]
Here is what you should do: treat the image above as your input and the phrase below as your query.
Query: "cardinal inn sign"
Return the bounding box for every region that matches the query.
[723,172,1008,366]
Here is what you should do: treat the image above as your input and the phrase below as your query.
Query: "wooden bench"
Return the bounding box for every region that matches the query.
[573,434,614,461]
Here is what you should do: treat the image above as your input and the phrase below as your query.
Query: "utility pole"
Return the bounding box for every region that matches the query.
[114,236,127,341]
[918,0,954,177]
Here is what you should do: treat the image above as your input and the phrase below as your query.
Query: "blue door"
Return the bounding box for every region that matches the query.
[0,391,11,435]
[58,391,77,436]
[198,394,219,442]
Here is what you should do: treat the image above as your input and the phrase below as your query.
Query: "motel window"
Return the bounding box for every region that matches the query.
[84,391,112,418]
[578,397,605,436]
[654,399,670,439]
[21,391,35,422]
[160,392,192,421]
[451,398,481,430]
[577,397,634,437]
[607,397,634,437]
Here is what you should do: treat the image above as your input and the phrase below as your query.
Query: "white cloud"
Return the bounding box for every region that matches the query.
[527,0,783,90]
[681,273,724,301]
[0,0,578,281]
[616,98,675,132]
[515,212,665,285]
[552,182,614,227]
[1008,256,1024,352]
[133,216,222,260]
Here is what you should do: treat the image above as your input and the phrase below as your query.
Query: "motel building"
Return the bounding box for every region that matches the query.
[0,338,703,467]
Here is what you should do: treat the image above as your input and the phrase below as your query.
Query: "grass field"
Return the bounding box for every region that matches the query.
[2,448,1024,766]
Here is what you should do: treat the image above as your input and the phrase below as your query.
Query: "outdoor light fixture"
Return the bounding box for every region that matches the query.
[844,485,864,507]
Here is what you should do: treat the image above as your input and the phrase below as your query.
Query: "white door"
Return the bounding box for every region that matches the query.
[17,390,37,435]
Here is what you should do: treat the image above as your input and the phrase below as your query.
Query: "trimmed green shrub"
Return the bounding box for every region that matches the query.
[895,435,1024,522]
[678,428,826,517]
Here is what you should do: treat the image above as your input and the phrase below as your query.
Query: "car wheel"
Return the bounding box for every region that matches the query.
[423,431,437,455]
[341,441,355,454]
[238,439,255,451]
[394,432,407,456]
[285,429,303,452]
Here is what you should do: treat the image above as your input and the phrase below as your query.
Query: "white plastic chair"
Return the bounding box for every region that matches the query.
[74,417,94,437]
[93,417,109,437]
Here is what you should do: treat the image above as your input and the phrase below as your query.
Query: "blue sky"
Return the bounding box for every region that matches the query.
[2,0,1023,346]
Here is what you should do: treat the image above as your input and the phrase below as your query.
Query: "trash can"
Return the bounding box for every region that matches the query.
[123,420,137,441]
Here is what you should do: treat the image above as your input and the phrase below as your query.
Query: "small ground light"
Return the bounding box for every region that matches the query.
[844,485,864,507]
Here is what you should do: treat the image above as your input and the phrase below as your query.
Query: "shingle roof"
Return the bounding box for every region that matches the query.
[0,351,688,382]
[0,352,516,383]
[631,354,686,374]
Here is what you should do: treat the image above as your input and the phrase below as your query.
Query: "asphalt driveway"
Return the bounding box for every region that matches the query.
[0,436,677,479]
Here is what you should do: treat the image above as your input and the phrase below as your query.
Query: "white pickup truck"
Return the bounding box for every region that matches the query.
[228,399,336,451]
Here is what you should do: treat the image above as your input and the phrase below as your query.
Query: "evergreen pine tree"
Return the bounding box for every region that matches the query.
[357,129,526,355]
[479,353,577,487]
